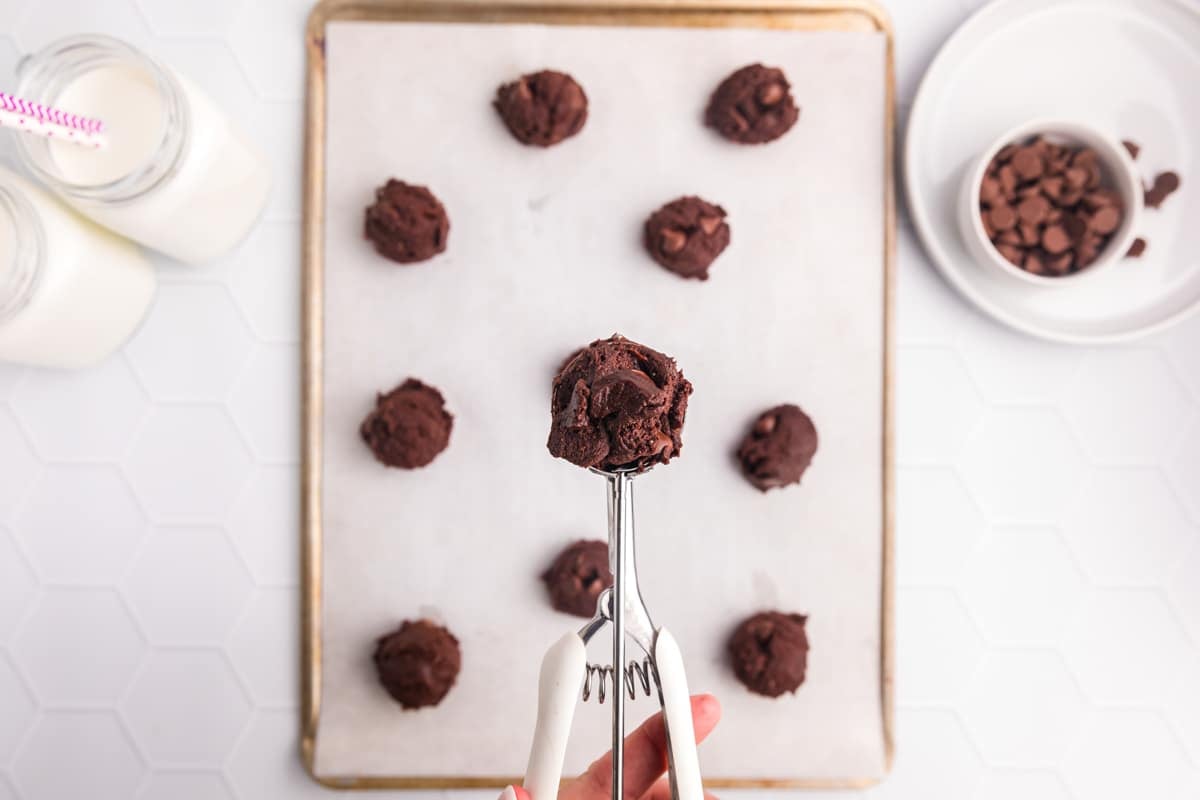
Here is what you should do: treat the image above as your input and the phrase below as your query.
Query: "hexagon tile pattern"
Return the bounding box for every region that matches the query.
[1,2,1199,799]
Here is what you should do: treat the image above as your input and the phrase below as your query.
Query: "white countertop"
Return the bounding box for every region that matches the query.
[0,1,1197,798]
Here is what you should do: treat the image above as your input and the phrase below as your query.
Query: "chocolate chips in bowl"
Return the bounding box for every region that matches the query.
[959,121,1143,285]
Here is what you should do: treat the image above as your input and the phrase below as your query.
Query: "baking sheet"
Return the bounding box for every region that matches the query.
[314,18,888,783]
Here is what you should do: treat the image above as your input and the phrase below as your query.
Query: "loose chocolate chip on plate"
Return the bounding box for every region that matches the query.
[1122,139,1140,160]
[1126,237,1147,258]
[1145,171,1181,209]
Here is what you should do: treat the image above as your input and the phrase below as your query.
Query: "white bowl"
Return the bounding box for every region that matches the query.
[957,118,1144,287]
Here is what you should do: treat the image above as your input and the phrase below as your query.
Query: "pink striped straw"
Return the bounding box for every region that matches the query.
[0,90,106,149]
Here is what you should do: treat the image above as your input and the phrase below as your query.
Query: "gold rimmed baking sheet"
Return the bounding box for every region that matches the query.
[302,0,894,788]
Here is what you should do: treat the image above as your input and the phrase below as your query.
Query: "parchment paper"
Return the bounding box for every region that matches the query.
[318,20,887,781]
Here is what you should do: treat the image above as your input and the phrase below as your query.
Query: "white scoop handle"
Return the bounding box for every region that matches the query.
[654,628,703,800]
[523,632,586,800]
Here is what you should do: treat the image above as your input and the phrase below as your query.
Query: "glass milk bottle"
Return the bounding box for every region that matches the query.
[14,35,271,265]
[0,165,155,368]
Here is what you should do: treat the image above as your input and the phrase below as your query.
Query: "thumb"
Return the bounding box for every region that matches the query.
[500,785,533,800]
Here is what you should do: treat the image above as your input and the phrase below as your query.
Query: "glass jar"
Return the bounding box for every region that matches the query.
[0,165,155,368]
[15,35,271,265]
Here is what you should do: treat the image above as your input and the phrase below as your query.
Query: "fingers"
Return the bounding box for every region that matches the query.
[501,786,532,800]
[565,694,721,800]
[640,779,720,800]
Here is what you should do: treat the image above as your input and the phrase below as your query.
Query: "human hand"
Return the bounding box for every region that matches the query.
[501,693,721,800]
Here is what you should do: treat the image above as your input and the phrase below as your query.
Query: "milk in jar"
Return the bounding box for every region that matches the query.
[15,35,270,265]
[0,165,155,368]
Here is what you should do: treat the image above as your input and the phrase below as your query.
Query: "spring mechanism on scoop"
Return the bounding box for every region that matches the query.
[583,658,655,703]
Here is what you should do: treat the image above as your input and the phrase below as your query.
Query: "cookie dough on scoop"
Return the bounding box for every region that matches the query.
[360,379,453,469]
[494,69,588,147]
[547,334,692,471]
[541,539,612,618]
[736,404,818,491]
[643,196,730,280]
[728,611,809,697]
[373,620,461,709]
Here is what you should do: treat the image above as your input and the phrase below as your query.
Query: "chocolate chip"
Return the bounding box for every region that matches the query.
[1040,176,1064,200]
[1023,251,1045,274]
[757,83,785,105]
[989,204,1017,231]
[1062,213,1088,242]
[1042,225,1072,254]
[1145,171,1181,209]
[980,177,1001,205]
[1047,251,1074,274]
[698,215,722,235]
[659,228,686,253]
[1056,189,1084,209]
[753,414,777,435]
[1011,147,1044,181]
[1065,167,1088,190]
[1019,223,1041,246]
[1122,139,1140,160]
[1081,190,1119,212]
[1126,237,1147,258]
[1089,206,1121,235]
[1072,149,1098,169]
[1017,195,1050,224]
[995,144,1018,164]
[998,165,1018,198]
[996,228,1022,246]
[996,243,1025,265]
[1075,233,1103,267]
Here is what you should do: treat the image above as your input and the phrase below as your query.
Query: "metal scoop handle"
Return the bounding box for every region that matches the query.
[522,468,702,800]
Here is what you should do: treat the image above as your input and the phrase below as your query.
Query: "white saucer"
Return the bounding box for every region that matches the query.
[905,0,1200,344]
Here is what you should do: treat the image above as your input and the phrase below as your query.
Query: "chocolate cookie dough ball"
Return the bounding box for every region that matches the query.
[737,404,818,491]
[364,179,450,264]
[728,611,809,697]
[705,64,799,145]
[643,196,731,280]
[494,70,588,147]
[373,619,461,709]
[547,334,692,471]
[360,379,453,469]
[542,539,612,618]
